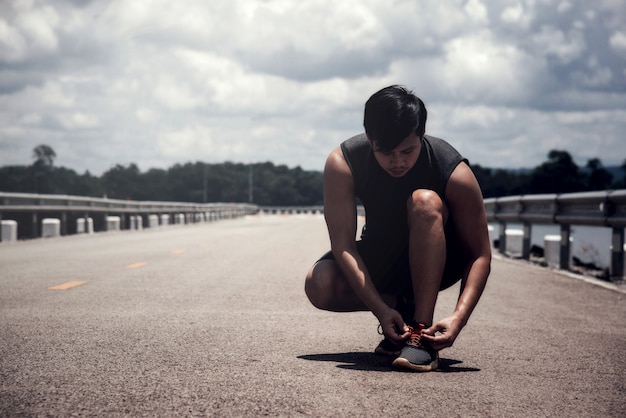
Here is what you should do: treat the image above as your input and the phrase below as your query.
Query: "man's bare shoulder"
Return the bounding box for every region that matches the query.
[446,162,484,206]
[325,146,352,177]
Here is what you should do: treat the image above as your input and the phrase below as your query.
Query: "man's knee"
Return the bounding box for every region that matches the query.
[305,261,337,310]
[406,189,448,224]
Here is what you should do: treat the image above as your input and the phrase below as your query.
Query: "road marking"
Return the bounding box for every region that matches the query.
[126,262,147,269]
[170,249,185,255]
[48,281,87,291]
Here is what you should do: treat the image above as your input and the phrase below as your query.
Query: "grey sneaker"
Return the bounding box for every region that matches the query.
[374,296,415,356]
[392,322,438,372]
[374,338,403,356]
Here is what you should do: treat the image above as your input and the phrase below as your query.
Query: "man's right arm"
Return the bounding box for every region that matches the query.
[323,147,408,343]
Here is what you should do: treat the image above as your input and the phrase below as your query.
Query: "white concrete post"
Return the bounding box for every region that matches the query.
[106,216,121,231]
[545,234,573,269]
[42,218,61,238]
[77,217,94,234]
[1,220,18,242]
[505,228,523,256]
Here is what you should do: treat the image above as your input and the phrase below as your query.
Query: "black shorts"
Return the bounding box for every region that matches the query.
[317,234,464,296]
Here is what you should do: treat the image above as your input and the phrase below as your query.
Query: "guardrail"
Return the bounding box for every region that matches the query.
[0,192,258,240]
[259,206,365,217]
[484,190,626,280]
[3,190,625,279]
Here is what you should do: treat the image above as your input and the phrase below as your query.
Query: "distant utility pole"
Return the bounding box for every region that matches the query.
[248,163,253,203]
[203,164,208,203]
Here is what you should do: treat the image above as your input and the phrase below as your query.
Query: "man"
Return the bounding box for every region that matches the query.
[305,85,491,372]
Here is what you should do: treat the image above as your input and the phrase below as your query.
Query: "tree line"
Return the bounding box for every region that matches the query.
[0,145,624,204]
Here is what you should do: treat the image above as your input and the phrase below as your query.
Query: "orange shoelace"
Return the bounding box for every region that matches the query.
[406,323,426,347]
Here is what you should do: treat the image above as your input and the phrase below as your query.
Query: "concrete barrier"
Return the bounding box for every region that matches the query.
[42,218,61,238]
[175,214,185,224]
[77,217,94,234]
[544,234,573,268]
[1,220,18,242]
[160,214,170,226]
[148,215,159,228]
[544,235,561,267]
[106,216,121,231]
[130,215,143,230]
[505,228,523,256]
[488,225,496,248]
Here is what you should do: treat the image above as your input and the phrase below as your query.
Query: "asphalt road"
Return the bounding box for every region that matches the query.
[1,214,625,417]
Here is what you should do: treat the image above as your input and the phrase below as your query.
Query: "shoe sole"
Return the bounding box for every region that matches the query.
[391,357,438,372]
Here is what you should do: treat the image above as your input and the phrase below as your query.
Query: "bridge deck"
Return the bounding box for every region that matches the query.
[1,215,624,416]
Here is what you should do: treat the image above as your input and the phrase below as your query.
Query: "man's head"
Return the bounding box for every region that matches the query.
[363,85,427,152]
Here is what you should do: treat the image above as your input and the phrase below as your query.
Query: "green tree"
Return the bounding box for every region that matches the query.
[471,165,529,198]
[617,159,626,188]
[529,150,584,194]
[32,144,56,168]
[101,163,142,199]
[584,158,613,191]
[31,144,57,193]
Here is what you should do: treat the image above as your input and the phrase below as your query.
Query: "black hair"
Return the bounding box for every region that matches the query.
[363,85,427,152]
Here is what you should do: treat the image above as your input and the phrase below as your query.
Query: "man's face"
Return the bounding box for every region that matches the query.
[369,132,422,178]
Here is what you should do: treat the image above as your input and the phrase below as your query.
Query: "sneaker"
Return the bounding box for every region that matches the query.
[374,338,403,356]
[392,322,438,372]
[373,296,415,356]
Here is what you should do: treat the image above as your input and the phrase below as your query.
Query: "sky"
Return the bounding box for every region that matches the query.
[1,0,625,176]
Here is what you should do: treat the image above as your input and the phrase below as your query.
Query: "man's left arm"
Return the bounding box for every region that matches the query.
[422,162,492,350]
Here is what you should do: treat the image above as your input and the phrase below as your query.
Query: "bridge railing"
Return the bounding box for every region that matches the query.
[0,192,258,240]
[484,190,626,280]
[3,190,625,279]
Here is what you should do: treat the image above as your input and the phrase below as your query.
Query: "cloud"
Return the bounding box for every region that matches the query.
[0,0,625,177]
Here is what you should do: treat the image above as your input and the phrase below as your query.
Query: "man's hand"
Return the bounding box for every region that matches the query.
[421,315,465,351]
[378,308,410,344]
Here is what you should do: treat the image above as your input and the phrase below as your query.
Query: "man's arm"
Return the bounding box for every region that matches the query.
[422,162,492,350]
[324,147,409,343]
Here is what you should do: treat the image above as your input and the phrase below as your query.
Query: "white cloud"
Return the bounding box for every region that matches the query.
[0,18,28,62]
[157,125,216,159]
[153,75,205,110]
[465,0,489,24]
[56,112,99,130]
[0,0,625,175]
[438,30,540,104]
[609,31,626,56]
[501,2,533,28]
[0,1,60,63]
[531,25,586,65]
[557,1,572,14]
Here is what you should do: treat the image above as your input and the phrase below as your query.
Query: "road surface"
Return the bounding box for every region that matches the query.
[1,214,625,416]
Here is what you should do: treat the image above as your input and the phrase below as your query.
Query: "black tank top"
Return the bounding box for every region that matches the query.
[340,133,467,271]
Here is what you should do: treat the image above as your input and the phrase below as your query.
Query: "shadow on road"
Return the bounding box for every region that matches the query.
[298,353,480,373]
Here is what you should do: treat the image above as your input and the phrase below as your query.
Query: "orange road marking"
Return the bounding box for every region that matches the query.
[48,281,87,291]
[126,262,147,269]
[170,249,185,255]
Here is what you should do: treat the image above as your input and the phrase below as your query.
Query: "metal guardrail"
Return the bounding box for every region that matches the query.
[484,190,626,280]
[0,192,259,239]
[259,206,366,216]
[2,190,625,279]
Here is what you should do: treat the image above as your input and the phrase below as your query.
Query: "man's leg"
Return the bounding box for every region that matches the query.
[406,189,448,324]
[391,189,447,372]
[305,259,396,312]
